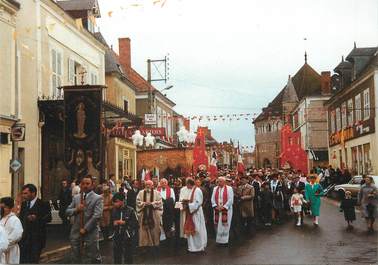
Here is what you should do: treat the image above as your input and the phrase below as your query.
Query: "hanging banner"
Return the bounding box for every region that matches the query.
[63,85,105,181]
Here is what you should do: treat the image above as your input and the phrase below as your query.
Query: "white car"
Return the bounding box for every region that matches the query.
[334,175,378,198]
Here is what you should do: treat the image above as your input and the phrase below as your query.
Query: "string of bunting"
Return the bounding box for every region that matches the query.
[154,105,374,122]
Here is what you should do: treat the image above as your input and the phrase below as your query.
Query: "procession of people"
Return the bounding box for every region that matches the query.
[0,166,377,264]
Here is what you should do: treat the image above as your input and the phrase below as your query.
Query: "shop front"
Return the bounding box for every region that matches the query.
[329,118,376,175]
[107,137,136,181]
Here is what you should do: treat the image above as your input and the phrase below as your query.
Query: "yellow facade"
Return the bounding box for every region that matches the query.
[0,0,19,197]
[12,0,105,196]
[105,74,136,113]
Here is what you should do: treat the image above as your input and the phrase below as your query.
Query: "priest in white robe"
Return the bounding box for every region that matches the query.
[0,197,23,264]
[211,177,234,244]
[0,226,8,259]
[179,178,207,252]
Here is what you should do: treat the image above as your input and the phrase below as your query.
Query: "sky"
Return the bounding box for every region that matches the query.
[96,0,378,150]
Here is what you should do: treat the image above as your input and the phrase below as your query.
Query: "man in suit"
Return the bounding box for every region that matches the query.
[19,184,52,264]
[66,175,103,263]
[126,180,140,210]
[268,173,284,224]
[250,173,261,223]
[58,179,72,229]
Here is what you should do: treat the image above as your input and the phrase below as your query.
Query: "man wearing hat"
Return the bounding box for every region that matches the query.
[236,176,255,235]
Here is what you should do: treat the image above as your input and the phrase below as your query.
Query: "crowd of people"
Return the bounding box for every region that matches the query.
[0,166,377,264]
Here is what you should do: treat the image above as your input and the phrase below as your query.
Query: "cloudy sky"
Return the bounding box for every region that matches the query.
[97,0,378,149]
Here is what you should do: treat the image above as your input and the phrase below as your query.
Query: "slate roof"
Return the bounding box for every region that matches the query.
[346,47,377,60]
[254,62,321,123]
[282,76,298,103]
[334,59,352,71]
[93,32,125,75]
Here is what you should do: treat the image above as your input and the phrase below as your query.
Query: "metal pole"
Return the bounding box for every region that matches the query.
[147,59,153,114]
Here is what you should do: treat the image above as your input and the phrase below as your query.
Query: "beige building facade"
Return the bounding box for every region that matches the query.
[326,47,378,175]
[0,0,20,197]
[9,0,106,198]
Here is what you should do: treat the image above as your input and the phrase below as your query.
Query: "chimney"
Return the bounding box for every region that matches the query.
[118,37,131,72]
[320,71,331,96]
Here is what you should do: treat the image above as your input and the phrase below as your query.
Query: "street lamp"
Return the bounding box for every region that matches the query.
[160,85,173,92]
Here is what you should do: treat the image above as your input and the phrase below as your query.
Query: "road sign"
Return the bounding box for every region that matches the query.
[10,159,22,173]
[144,114,157,125]
[11,123,25,141]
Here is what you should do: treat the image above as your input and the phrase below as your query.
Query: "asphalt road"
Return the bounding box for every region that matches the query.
[54,198,377,264]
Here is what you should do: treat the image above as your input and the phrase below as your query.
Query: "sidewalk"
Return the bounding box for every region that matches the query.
[40,225,72,263]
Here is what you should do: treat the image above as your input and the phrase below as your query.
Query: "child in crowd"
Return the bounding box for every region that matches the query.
[290,187,307,226]
[112,192,138,264]
[340,191,356,230]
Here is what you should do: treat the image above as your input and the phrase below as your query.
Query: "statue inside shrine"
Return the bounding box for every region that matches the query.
[74,102,87,139]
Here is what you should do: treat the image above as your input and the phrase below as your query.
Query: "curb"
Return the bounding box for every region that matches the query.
[41,238,106,263]
[40,245,71,264]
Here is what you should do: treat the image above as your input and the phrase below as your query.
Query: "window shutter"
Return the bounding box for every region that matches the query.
[51,49,57,74]
[68,58,75,84]
[57,52,62,75]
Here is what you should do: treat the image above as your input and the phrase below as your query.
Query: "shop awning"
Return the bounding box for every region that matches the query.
[102,100,142,127]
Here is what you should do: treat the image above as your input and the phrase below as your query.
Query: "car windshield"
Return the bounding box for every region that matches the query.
[350,177,362,185]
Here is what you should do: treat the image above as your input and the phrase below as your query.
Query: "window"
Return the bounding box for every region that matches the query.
[351,146,358,174]
[341,103,347,129]
[68,58,75,85]
[157,107,162,127]
[363,89,370,119]
[162,110,167,130]
[330,110,335,133]
[336,107,341,131]
[167,116,172,137]
[358,145,363,175]
[51,48,62,97]
[298,110,303,125]
[347,99,353,126]
[355,94,361,122]
[363,143,371,174]
[123,100,128,112]
[91,72,98,85]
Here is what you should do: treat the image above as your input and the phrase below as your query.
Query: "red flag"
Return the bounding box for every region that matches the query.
[193,128,208,174]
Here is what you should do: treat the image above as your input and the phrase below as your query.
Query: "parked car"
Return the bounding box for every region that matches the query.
[334,175,378,199]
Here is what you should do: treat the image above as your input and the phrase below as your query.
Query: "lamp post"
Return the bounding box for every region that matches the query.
[160,85,173,92]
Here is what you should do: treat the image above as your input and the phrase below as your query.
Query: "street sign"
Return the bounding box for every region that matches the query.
[144,114,157,125]
[11,123,25,141]
[10,159,22,173]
